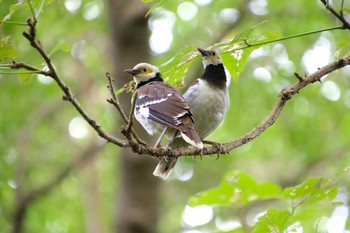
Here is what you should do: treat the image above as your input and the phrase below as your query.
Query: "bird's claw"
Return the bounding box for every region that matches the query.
[192,148,204,161]
[211,142,227,160]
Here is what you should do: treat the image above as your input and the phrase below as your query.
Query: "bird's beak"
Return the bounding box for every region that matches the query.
[124,69,139,76]
[197,48,210,57]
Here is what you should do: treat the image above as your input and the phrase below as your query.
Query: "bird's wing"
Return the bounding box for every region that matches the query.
[137,82,202,148]
[136,82,192,128]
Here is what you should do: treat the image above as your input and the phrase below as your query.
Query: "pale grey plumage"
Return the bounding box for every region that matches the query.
[153,48,230,179]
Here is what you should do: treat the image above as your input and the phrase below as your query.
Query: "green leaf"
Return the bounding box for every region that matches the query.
[49,41,70,56]
[159,23,282,86]
[159,45,196,86]
[283,177,338,207]
[9,2,28,12]
[18,71,36,84]
[218,30,282,83]
[341,7,350,13]
[145,0,166,17]
[0,38,18,61]
[247,31,283,45]
[188,171,282,208]
[252,209,291,233]
[220,48,253,84]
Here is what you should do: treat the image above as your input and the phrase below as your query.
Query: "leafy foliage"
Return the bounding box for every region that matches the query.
[188,171,282,208]
[252,209,291,233]
[0,37,17,61]
[159,24,283,86]
[1,0,350,233]
[188,170,343,232]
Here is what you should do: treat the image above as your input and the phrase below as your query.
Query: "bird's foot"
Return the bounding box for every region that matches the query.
[203,140,227,160]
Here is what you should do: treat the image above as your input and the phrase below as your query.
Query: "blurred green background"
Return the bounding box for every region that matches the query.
[1,0,350,232]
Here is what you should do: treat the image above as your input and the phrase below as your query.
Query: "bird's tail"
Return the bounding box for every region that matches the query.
[178,116,203,149]
[153,157,177,179]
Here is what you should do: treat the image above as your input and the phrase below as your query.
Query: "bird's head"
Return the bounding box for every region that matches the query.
[124,63,160,84]
[198,48,222,67]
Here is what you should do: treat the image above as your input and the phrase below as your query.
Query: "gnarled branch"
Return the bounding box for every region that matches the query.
[10,0,350,160]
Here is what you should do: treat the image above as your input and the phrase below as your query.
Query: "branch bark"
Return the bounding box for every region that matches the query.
[10,6,350,160]
[7,1,350,232]
[320,0,350,29]
[124,55,350,158]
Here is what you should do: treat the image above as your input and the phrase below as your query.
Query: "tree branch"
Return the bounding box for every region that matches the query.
[320,0,350,30]
[125,55,350,158]
[105,72,145,145]
[18,18,129,148]
[125,91,138,136]
[11,15,350,160]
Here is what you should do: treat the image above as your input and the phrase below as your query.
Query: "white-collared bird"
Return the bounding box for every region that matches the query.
[153,48,230,179]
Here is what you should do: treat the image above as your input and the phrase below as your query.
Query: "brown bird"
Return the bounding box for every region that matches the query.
[124,62,203,154]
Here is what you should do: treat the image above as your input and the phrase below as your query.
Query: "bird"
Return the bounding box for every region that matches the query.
[124,62,203,154]
[153,48,230,179]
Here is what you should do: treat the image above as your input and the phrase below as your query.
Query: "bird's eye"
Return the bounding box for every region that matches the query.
[212,52,216,56]
[142,68,147,72]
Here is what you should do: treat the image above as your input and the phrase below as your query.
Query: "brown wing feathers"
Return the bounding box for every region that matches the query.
[138,82,202,148]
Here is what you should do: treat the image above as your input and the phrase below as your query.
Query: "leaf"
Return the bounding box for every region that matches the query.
[341,7,350,13]
[18,70,36,84]
[218,30,282,83]
[145,0,166,17]
[252,209,291,233]
[0,38,18,61]
[188,171,282,208]
[49,41,70,56]
[9,2,28,12]
[159,45,196,86]
[283,177,338,207]
[158,23,282,87]
[335,38,350,58]
[3,0,53,22]
[247,31,283,45]
[116,80,136,95]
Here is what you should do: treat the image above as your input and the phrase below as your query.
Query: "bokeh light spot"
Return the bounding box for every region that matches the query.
[68,116,89,139]
[194,0,212,6]
[64,0,81,13]
[320,81,340,101]
[182,205,213,227]
[83,1,103,21]
[177,2,198,21]
[253,67,271,83]
[249,0,268,16]
[219,8,240,24]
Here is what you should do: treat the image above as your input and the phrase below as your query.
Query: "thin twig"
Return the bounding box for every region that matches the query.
[20,18,128,148]
[0,21,28,26]
[227,26,345,54]
[12,13,350,159]
[26,0,37,23]
[294,72,304,82]
[10,61,49,75]
[125,55,350,158]
[105,72,146,145]
[126,91,138,136]
[105,72,128,122]
[320,0,350,29]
